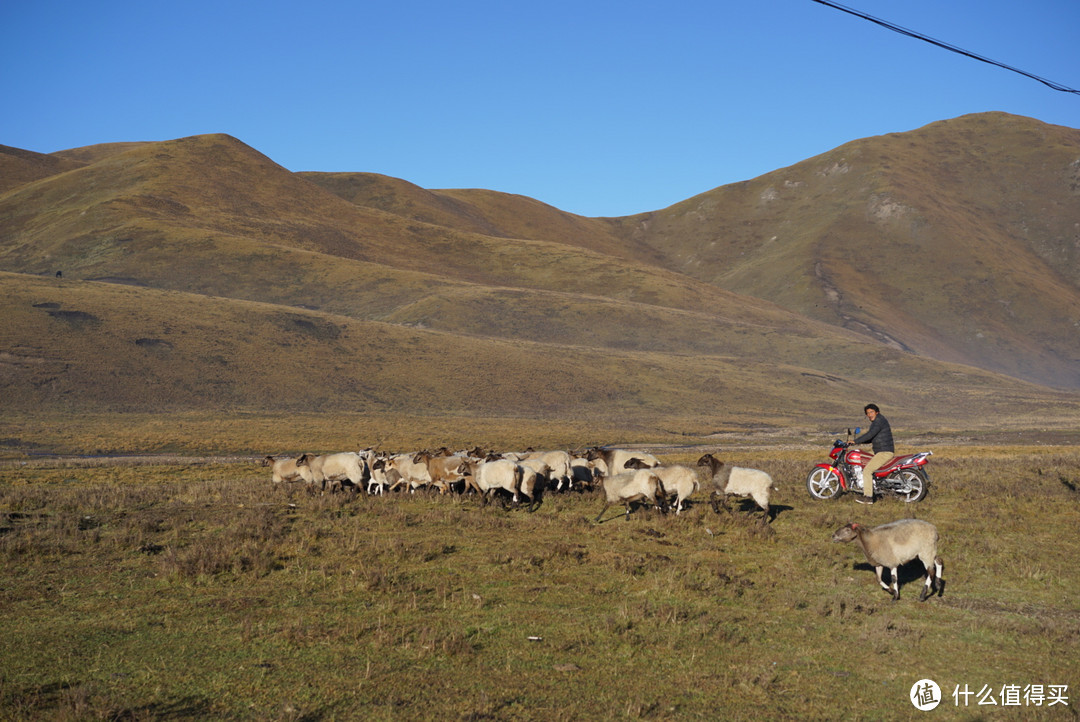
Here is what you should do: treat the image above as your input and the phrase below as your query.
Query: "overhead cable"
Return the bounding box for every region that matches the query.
[810,0,1080,95]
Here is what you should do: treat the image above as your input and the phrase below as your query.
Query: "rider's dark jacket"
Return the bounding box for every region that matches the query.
[855,415,894,454]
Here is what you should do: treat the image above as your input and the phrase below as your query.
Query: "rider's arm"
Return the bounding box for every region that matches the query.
[853,418,879,445]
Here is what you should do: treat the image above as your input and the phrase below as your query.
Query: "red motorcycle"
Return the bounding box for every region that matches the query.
[806,432,932,502]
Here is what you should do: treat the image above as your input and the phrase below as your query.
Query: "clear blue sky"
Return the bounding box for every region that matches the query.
[3,0,1077,217]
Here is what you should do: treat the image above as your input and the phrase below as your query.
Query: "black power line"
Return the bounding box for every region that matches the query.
[810,0,1080,95]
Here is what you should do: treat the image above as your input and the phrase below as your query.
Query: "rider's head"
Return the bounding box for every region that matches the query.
[864,403,880,419]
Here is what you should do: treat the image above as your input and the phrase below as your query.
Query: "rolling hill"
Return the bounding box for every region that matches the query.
[2,112,1079,439]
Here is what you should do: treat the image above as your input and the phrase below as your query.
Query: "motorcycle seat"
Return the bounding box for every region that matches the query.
[872,453,917,477]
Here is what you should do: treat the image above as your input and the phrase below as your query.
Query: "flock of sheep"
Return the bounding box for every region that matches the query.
[261,444,945,602]
[261,446,778,520]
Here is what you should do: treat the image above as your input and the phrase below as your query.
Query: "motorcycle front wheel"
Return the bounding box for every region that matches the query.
[806,467,842,500]
[894,469,928,503]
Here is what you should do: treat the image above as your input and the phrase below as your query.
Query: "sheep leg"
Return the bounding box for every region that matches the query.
[712,493,732,515]
[918,557,934,602]
[594,502,611,522]
[919,573,933,602]
[874,566,892,595]
[921,556,945,600]
[890,567,901,601]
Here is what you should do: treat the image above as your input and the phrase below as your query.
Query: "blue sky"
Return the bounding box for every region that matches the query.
[3,0,1077,217]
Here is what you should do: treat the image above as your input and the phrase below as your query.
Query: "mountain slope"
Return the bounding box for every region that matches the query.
[298,171,649,261]
[613,113,1080,388]
[0,145,86,195]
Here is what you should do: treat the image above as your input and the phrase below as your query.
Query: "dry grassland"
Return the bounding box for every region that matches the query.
[1,442,1078,720]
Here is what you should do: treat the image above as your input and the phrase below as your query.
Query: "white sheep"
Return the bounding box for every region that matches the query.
[832,520,945,601]
[696,453,777,523]
[595,471,664,522]
[261,455,314,485]
[388,452,434,493]
[525,450,573,491]
[626,460,699,514]
[296,452,367,492]
[472,459,525,507]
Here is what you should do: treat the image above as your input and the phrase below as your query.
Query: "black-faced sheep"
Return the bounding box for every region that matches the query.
[832,520,945,601]
[366,455,402,495]
[585,447,661,477]
[569,456,599,491]
[696,453,776,523]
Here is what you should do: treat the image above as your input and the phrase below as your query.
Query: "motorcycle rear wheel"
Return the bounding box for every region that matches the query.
[806,467,842,500]
[894,469,928,503]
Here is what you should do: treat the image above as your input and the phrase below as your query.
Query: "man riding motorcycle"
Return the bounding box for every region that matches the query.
[853,403,893,505]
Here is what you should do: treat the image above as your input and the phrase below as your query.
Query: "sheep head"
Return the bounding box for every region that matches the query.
[696,453,724,473]
[831,523,861,543]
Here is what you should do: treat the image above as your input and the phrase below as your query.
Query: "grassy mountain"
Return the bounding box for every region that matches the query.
[2,114,1079,439]
[612,112,1080,388]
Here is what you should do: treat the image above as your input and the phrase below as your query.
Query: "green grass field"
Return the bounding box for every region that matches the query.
[1,445,1078,720]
